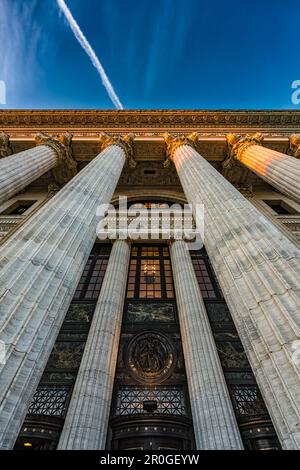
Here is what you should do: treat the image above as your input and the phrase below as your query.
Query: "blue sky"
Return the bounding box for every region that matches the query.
[0,0,299,109]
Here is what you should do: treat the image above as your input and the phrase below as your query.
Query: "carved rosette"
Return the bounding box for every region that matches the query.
[35,132,77,185]
[0,132,13,158]
[223,132,264,169]
[99,132,136,168]
[287,134,300,159]
[163,132,199,167]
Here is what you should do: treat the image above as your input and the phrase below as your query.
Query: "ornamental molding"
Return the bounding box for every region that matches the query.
[35,132,77,185]
[99,132,136,168]
[287,134,300,158]
[0,131,13,158]
[1,110,300,132]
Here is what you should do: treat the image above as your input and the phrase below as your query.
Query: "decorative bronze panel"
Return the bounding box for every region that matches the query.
[28,386,70,418]
[115,388,186,416]
[126,331,176,384]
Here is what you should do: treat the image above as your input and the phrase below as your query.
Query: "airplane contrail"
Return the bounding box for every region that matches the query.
[56,0,123,109]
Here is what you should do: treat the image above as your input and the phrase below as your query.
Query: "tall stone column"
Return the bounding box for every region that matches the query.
[0,134,134,449]
[224,133,300,204]
[164,133,300,450]
[170,240,243,450]
[58,240,130,450]
[0,132,13,158]
[0,132,77,205]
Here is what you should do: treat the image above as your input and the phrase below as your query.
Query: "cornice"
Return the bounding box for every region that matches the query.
[1,110,300,133]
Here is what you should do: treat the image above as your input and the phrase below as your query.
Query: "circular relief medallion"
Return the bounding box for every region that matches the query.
[126,331,176,384]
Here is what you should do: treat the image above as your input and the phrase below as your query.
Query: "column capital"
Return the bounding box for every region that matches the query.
[35,132,77,184]
[163,132,199,167]
[287,134,300,159]
[99,133,136,168]
[224,132,264,169]
[0,132,13,158]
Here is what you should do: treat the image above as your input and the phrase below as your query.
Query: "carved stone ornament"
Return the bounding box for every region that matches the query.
[0,131,13,158]
[163,132,199,167]
[287,134,300,159]
[35,131,77,185]
[2,110,300,134]
[234,183,254,198]
[47,182,61,198]
[126,331,176,384]
[223,132,264,169]
[99,132,136,168]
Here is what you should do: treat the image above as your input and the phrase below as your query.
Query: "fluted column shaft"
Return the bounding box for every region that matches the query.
[0,145,59,205]
[58,240,130,450]
[231,141,300,204]
[170,142,300,450]
[170,240,243,450]
[0,144,126,449]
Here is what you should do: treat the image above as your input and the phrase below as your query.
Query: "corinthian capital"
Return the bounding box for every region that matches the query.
[99,133,136,168]
[163,132,199,167]
[287,134,300,159]
[0,132,13,158]
[35,132,77,184]
[223,132,264,169]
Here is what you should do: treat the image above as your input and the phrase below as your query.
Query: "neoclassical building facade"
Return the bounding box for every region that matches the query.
[0,110,300,451]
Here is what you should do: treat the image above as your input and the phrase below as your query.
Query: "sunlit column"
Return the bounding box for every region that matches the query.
[224,133,300,204]
[164,133,300,450]
[58,239,130,450]
[0,132,77,205]
[0,134,134,449]
[170,240,243,450]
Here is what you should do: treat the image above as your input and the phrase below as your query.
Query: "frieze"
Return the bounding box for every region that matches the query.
[1,110,300,133]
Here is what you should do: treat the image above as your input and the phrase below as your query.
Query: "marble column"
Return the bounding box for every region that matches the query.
[170,240,243,449]
[224,133,300,204]
[58,240,130,450]
[164,133,300,450]
[0,132,77,205]
[0,132,13,158]
[0,134,134,449]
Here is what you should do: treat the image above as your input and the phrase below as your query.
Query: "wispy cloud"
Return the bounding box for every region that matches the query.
[56,0,123,109]
[0,0,42,106]
[141,0,193,98]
